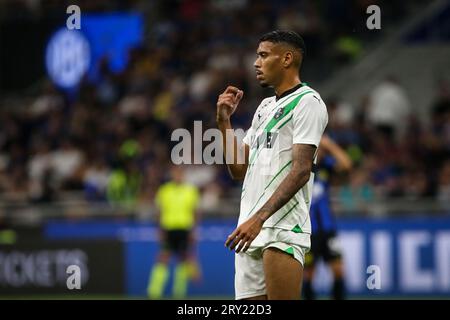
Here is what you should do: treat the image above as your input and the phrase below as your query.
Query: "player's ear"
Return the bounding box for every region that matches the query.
[283,51,294,68]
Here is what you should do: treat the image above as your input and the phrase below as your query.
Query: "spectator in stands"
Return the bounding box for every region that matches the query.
[437,160,450,211]
[106,139,142,212]
[367,76,411,140]
[0,0,445,220]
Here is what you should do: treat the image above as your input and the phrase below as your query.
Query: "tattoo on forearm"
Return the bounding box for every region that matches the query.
[258,144,316,219]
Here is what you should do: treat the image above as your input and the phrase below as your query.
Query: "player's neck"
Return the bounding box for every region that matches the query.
[274,77,302,99]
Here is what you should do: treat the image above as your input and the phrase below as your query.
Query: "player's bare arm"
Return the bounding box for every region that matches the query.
[225,143,316,253]
[319,135,352,172]
[216,86,249,180]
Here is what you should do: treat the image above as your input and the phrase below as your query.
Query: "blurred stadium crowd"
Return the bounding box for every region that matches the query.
[0,0,448,218]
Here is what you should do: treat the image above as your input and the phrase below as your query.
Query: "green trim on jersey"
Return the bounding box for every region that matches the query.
[248,144,263,166]
[242,86,316,222]
[241,187,246,199]
[244,145,288,200]
[244,160,293,217]
[254,100,276,132]
[277,114,293,130]
[254,87,311,132]
[247,88,313,171]
[264,90,313,132]
[266,160,292,187]
[273,200,299,226]
[276,82,308,106]
[245,192,266,218]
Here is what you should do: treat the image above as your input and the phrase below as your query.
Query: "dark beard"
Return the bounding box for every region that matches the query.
[259,82,269,88]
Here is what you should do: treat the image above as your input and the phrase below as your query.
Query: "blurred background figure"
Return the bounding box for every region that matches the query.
[303,135,352,300]
[0,218,16,245]
[148,165,201,299]
[106,139,142,214]
[366,76,411,141]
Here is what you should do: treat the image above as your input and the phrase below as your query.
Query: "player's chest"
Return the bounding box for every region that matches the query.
[251,101,293,149]
[255,100,277,128]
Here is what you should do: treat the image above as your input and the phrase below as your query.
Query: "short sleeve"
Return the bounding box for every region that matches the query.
[292,94,328,147]
[242,127,254,146]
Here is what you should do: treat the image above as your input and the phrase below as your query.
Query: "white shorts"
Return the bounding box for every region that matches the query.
[234,227,311,300]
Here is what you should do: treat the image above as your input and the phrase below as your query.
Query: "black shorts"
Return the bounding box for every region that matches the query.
[162,229,190,255]
[305,231,342,267]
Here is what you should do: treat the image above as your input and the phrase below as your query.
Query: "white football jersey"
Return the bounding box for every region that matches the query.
[239,83,328,234]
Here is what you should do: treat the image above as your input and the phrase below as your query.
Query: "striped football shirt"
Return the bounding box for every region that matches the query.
[239,83,328,234]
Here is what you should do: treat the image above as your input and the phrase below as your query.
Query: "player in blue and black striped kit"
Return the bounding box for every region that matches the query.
[303,135,352,300]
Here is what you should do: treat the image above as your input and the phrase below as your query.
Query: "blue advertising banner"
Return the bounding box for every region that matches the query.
[332,217,450,297]
[44,217,450,298]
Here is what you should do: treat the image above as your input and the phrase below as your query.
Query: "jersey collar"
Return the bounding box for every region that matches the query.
[275,82,307,101]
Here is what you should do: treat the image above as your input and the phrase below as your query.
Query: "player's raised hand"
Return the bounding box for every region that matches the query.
[216,86,244,122]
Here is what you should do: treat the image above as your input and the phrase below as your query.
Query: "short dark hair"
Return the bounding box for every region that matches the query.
[259,30,306,59]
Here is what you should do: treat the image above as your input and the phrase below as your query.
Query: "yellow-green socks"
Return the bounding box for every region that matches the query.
[172,262,189,298]
[147,263,169,299]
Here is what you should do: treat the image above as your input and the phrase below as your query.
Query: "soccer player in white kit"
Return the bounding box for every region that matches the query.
[216,30,328,300]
